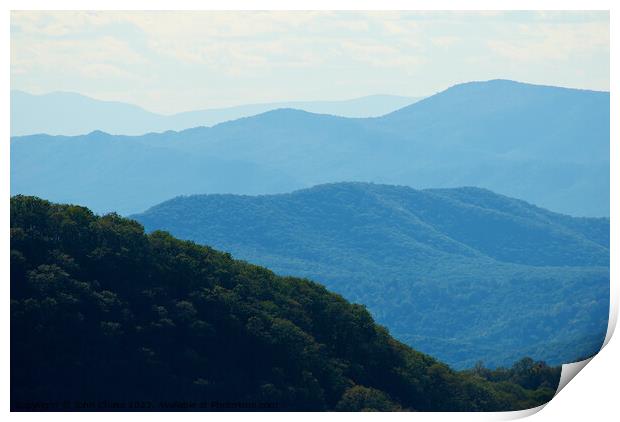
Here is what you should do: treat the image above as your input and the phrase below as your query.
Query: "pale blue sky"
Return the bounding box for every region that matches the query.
[11,11,609,114]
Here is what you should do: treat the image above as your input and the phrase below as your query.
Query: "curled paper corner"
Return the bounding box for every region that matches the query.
[554,356,594,396]
[602,294,618,349]
[498,356,597,420]
[505,306,617,418]
[547,286,620,398]
[494,402,548,420]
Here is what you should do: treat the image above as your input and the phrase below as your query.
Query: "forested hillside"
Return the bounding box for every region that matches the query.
[11,195,559,411]
[133,183,610,368]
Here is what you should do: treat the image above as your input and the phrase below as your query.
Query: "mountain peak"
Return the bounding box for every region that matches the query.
[86,129,111,137]
[443,78,608,96]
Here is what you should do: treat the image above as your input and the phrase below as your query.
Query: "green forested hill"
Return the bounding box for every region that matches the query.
[133,182,610,369]
[11,195,559,411]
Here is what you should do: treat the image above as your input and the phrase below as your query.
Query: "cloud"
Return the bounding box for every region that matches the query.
[11,11,120,37]
[337,40,426,68]
[431,36,460,47]
[487,21,609,62]
[12,35,146,79]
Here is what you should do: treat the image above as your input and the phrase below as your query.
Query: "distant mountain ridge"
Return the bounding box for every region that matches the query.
[10,90,418,136]
[132,182,610,369]
[11,79,610,216]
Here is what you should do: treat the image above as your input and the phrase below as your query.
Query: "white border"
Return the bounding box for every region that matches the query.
[2,1,617,420]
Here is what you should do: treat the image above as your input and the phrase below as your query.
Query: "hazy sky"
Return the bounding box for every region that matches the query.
[11,11,609,114]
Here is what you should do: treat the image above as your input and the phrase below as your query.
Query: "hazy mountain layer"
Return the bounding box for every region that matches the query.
[11,90,417,136]
[11,80,609,217]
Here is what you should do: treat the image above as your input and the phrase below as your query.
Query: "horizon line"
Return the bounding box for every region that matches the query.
[11,77,609,117]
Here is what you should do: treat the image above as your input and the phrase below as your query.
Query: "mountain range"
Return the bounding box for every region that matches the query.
[11,79,610,217]
[132,182,610,369]
[10,90,418,136]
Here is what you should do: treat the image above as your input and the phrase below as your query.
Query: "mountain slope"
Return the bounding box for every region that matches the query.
[10,90,417,136]
[10,195,559,411]
[11,80,609,217]
[132,183,610,369]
